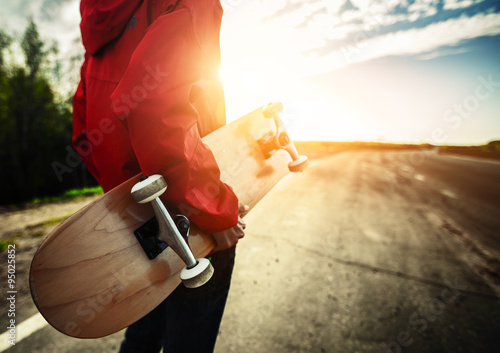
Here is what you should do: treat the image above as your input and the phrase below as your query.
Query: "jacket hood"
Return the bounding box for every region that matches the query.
[80,0,143,55]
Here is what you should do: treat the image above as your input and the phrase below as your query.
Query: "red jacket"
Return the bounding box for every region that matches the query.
[73,0,238,234]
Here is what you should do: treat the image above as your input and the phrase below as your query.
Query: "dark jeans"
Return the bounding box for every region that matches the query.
[119,246,236,353]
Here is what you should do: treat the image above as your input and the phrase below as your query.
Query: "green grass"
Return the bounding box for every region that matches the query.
[62,186,103,198]
[0,237,18,252]
[0,241,9,252]
[32,186,103,204]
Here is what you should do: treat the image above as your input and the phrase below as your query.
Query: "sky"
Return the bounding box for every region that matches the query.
[1,0,499,145]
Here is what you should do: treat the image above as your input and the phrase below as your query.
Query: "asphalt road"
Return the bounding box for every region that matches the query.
[2,150,500,352]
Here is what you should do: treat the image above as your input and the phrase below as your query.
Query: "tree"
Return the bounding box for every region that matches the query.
[0,20,95,204]
[21,19,45,80]
[486,140,500,152]
[0,29,12,68]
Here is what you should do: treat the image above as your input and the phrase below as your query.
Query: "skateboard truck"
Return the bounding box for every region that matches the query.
[133,214,189,260]
[260,102,309,172]
[131,175,214,288]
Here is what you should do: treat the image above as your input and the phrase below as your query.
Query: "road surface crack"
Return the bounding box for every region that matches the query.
[252,234,500,301]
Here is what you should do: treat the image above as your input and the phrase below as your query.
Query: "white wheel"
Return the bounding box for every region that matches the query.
[131,174,167,204]
[263,102,284,119]
[288,155,309,173]
[180,258,214,288]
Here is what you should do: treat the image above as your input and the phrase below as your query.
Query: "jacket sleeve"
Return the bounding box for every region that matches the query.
[110,6,238,234]
[72,56,101,184]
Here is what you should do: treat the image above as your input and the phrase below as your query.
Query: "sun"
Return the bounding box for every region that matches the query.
[218,2,382,142]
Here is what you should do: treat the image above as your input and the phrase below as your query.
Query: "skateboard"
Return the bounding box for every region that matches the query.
[30,102,308,338]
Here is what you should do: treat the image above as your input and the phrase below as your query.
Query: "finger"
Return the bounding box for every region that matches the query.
[212,232,232,253]
[238,204,250,214]
[213,237,232,253]
[238,218,246,230]
[237,228,245,239]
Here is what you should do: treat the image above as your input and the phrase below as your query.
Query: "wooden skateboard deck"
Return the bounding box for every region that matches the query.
[30,103,307,338]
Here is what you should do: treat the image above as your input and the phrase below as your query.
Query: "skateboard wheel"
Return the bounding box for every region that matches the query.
[180,258,214,288]
[288,155,309,173]
[131,174,168,203]
[263,102,284,119]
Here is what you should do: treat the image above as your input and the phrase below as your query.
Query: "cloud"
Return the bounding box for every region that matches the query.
[237,0,500,78]
[261,0,326,22]
[357,12,500,57]
[301,12,500,76]
[0,0,81,57]
[300,0,499,55]
[0,0,73,32]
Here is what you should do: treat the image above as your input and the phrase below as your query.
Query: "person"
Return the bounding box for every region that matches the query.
[72,0,246,352]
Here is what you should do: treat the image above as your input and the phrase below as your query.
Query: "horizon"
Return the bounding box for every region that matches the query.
[1,0,499,145]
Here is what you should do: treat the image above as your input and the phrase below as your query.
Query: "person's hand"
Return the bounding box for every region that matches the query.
[212,204,249,253]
